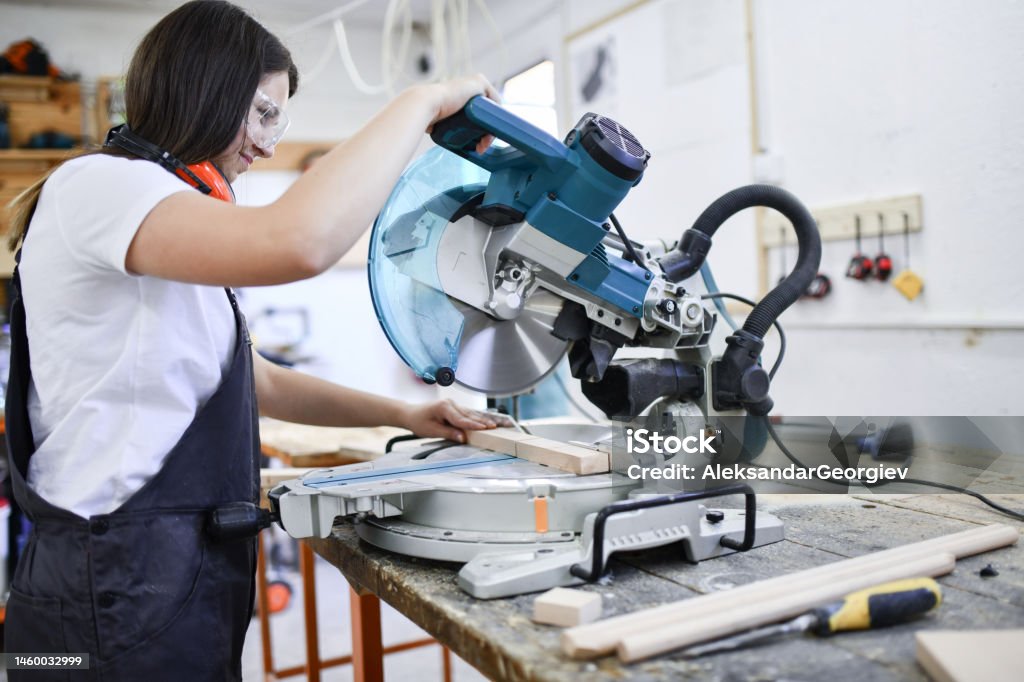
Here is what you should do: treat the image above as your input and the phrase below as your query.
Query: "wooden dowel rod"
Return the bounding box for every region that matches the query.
[567,546,928,656]
[562,523,1019,659]
[617,552,956,662]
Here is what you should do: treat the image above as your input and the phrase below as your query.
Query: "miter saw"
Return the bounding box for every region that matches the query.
[270,97,823,598]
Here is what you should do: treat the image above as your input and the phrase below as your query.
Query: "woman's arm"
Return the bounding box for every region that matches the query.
[125,76,498,287]
[252,353,505,442]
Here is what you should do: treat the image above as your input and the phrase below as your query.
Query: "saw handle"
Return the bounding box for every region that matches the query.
[570,484,757,582]
[430,96,569,172]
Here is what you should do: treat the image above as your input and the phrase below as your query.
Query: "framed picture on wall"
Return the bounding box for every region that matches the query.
[566,31,619,123]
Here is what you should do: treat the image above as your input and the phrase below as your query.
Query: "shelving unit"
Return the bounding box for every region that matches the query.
[0,77,85,276]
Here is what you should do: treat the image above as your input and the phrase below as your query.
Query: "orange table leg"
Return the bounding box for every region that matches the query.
[256,532,276,681]
[349,585,384,682]
[441,646,453,682]
[300,542,322,682]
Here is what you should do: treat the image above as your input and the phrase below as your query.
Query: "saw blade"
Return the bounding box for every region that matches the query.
[451,289,568,396]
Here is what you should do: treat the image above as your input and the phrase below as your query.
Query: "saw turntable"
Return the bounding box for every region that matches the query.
[270,97,823,598]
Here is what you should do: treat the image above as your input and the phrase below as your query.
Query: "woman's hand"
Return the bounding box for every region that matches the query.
[422,74,501,154]
[400,399,513,443]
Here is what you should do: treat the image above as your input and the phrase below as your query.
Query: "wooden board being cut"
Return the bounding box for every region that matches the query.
[916,630,1024,682]
[464,427,535,455]
[516,437,609,475]
[466,428,609,475]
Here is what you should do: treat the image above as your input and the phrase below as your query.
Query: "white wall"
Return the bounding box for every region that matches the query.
[7,0,1023,416]
[480,0,1024,416]
[754,0,1024,415]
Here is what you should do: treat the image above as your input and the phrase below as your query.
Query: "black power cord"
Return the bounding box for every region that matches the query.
[603,217,1018,521]
[608,213,650,271]
[700,289,1021,522]
[762,418,1024,522]
[701,292,787,379]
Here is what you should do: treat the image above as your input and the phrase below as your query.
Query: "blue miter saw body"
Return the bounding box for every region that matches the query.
[272,98,823,598]
[368,97,682,397]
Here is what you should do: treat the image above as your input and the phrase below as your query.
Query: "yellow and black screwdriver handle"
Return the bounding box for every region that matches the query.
[810,577,942,635]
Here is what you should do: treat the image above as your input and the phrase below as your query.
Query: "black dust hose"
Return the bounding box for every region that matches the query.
[659,184,821,337]
[657,185,822,416]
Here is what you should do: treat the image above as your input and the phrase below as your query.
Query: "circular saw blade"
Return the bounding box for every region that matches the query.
[451,289,568,396]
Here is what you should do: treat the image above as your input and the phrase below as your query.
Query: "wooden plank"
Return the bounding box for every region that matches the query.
[259,418,405,466]
[260,466,309,488]
[7,81,82,147]
[0,149,78,165]
[259,466,310,508]
[515,438,609,475]
[465,427,535,455]
[563,523,1019,659]
[0,76,51,102]
[916,630,1024,682]
[466,428,609,474]
[616,553,955,662]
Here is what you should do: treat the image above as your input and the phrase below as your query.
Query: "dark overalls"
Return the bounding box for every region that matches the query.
[4,258,261,681]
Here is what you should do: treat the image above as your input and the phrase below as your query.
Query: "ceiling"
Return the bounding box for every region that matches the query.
[0,0,436,28]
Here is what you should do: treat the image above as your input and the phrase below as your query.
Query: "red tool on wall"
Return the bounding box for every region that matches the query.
[873,213,893,281]
[846,216,873,280]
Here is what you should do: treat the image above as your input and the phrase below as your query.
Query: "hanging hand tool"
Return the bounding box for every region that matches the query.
[873,212,893,281]
[892,212,924,300]
[846,215,873,280]
[679,577,942,658]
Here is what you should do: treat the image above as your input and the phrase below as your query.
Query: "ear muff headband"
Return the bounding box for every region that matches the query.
[104,125,235,203]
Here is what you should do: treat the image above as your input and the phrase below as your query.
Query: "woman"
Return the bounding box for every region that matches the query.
[3,1,501,678]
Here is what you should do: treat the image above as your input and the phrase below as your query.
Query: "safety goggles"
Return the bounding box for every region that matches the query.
[246,89,290,149]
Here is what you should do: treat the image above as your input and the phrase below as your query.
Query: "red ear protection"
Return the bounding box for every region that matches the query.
[177,161,235,203]
[105,125,236,203]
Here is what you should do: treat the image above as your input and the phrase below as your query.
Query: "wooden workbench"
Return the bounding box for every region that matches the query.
[259,417,407,467]
[308,492,1024,681]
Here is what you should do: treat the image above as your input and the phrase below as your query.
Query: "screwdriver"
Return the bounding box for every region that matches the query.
[681,577,942,658]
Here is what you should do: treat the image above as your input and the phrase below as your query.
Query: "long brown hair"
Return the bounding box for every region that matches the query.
[6,0,299,250]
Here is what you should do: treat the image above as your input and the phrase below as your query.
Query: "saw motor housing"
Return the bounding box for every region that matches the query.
[381,96,720,413]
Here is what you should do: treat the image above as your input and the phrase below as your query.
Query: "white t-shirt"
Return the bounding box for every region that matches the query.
[20,154,237,518]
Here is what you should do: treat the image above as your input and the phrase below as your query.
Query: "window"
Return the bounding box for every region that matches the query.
[501,60,557,137]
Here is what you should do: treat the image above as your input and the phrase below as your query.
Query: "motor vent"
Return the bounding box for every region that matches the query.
[574,112,651,182]
[595,116,646,161]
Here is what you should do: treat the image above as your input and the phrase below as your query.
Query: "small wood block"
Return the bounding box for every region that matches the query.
[515,437,609,475]
[916,630,1024,682]
[465,428,536,456]
[533,588,602,627]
